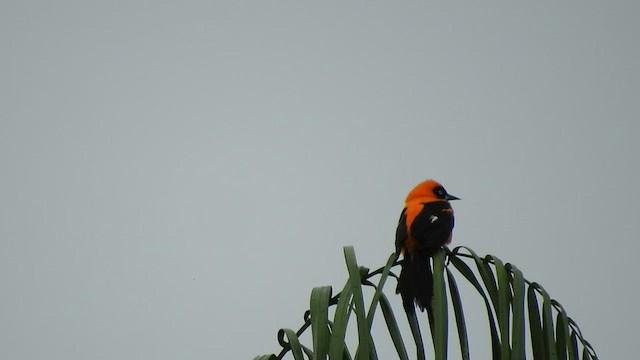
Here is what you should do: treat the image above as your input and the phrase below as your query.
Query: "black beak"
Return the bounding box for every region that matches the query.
[445,194,460,201]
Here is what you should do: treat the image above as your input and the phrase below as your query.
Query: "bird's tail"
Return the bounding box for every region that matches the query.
[396,253,433,313]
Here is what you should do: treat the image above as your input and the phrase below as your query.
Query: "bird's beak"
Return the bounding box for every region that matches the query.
[445,194,460,201]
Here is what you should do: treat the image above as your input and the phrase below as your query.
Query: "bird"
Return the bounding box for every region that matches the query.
[395,179,459,313]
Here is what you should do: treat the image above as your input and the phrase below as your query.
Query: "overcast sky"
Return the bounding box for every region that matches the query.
[2,1,639,359]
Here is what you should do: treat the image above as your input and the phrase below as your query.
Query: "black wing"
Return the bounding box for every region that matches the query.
[395,208,408,255]
[410,202,454,254]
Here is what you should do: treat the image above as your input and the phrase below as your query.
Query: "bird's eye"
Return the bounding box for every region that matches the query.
[434,186,446,198]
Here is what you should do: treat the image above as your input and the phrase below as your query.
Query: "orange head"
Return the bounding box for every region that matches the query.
[405,179,460,204]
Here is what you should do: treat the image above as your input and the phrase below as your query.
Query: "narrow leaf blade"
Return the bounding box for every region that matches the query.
[449,250,501,359]
[432,249,448,360]
[446,268,470,360]
[527,285,544,359]
[343,246,371,360]
[379,292,410,360]
[280,328,305,360]
[406,308,426,360]
[507,263,526,360]
[310,286,332,360]
[366,253,398,328]
[329,281,353,360]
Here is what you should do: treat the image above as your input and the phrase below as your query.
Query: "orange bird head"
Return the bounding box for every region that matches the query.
[405,179,460,204]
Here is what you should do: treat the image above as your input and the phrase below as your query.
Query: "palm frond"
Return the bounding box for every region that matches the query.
[255,246,599,360]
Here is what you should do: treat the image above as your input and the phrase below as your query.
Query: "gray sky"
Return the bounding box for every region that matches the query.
[2,1,639,359]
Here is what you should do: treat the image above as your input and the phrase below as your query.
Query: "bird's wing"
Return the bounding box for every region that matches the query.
[410,202,454,253]
[395,208,408,255]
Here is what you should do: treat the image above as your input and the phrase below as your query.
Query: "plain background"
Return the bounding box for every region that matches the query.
[2,1,639,359]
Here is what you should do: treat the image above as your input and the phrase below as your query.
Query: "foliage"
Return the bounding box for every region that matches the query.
[254,246,598,360]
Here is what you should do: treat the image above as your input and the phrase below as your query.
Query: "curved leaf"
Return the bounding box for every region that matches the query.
[568,330,579,360]
[528,282,557,360]
[367,253,398,328]
[252,355,276,360]
[568,318,598,359]
[449,249,500,359]
[506,263,525,360]
[279,328,305,360]
[329,281,353,360]
[555,312,567,360]
[432,249,448,360]
[459,247,499,311]
[258,247,600,360]
[538,284,558,360]
[582,340,598,360]
[343,246,371,360]
[379,292,409,360]
[310,286,332,359]
[446,267,469,360]
[406,308,426,360]
[485,255,510,360]
[301,344,314,359]
[552,300,570,360]
[527,284,544,359]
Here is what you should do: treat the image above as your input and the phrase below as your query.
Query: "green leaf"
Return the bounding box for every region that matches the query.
[506,263,525,360]
[280,329,305,360]
[366,253,397,328]
[406,308,426,360]
[342,347,353,360]
[301,344,314,359]
[252,355,276,360]
[556,312,567,360]
[568,330,579,360]
[368,333,379,360]
[343,246,371,360]
[458,247,499,311]
[528,282,557,360]
[485,255,510,360]
[432,249,448,360]
[567,318,598,359]
[449,249,500,359]
[310,286,332,360]
[446,267,469,360]
[258,247,600,360]
[329,281,353,360]
[582,340,597,360]
[537,284,558,360]
[379,292,409,360]
[527,285,544,359]
[553,300,570,360]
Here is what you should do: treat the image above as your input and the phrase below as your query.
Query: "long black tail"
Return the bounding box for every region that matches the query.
[396,253,433,313]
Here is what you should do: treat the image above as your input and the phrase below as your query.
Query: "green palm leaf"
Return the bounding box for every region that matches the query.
[257,246,598,360]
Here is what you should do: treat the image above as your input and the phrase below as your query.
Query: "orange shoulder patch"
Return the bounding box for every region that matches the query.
[404,202,424,236]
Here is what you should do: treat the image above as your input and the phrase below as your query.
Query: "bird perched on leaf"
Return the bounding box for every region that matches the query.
[395,179,459,313]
